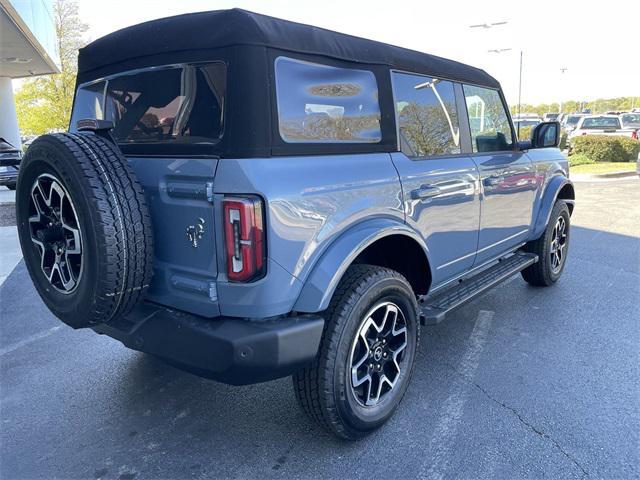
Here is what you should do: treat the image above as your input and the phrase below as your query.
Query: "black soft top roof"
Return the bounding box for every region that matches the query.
[77,8,499,89]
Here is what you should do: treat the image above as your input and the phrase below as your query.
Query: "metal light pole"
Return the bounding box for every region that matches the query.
[559,67,568,112]
[487,47,522,135]
[517,51,523,119]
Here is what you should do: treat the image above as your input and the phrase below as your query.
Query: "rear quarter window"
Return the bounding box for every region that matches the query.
[70,63,226,146]
[274,57,381,143]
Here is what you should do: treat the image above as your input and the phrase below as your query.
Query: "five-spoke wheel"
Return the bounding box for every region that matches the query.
[522,200,571,286]
[549,216,567,274]
[349,302,408,406]
[28,173,83,294]
[293,265,419,440]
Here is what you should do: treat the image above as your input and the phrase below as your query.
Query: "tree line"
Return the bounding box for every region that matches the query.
[510,97,639,116]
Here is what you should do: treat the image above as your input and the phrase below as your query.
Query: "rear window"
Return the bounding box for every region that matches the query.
[566,116,582,126]
[621,114,640,126]
[70,63,226,145]
[514,120,540,127]
[581,117,621,129]
[274,57,381,143]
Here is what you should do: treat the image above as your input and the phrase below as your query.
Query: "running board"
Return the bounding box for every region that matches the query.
[419,251,538,325]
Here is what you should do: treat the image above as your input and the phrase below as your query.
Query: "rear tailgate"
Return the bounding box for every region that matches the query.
[129,157,221,317]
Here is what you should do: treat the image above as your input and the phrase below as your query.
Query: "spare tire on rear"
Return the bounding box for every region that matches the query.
[16,133,154,328]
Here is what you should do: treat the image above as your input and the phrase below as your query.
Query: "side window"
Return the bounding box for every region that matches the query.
[463,85,514,153]
[274,57,381,143]
[391,72,460,157]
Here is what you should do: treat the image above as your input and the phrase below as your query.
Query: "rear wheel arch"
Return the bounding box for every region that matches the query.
[293,222,432,313]
[351,234,431,296]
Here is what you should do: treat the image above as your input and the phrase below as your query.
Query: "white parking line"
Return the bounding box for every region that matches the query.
[0,326,62,357]
[420,310,495,479]
[0,225,22,287]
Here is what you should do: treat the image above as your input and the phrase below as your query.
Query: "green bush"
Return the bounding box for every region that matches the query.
[568,154,594,166]
[618,136,640,161]
[571,135,640,162]
[559,132,568,151]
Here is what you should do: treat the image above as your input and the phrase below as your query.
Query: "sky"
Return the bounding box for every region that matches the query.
[76,0,638,106]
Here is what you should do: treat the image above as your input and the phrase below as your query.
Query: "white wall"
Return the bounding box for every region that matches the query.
[0,77,21,149]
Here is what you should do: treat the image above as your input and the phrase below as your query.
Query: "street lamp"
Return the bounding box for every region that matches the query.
[468,21,524,120]
[559,67,568,112]
[469,21,508,29]
[487,48,524,132]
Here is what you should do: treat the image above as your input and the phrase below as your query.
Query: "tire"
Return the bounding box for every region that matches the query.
[292,264,420,440]
[16,133,153,328]
[521,200,570,286]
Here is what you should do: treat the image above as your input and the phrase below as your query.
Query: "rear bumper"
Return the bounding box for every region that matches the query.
[92,303,324,385]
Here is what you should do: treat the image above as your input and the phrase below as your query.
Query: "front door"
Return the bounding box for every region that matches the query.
[390,72,481,287]
[462,85,536,265]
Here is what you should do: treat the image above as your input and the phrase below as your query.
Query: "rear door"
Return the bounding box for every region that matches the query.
[390,72,481,287]
[129,157,220,317]
[462,85,536,266]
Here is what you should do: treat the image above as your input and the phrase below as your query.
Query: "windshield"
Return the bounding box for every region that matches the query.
[70,63,226,145]
[566,116,582,126]
[621,114,640,126]
[514,120,540,127]
[581,117,621,129]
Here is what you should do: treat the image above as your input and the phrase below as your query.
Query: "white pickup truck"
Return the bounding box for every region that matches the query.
[568,114,639,142]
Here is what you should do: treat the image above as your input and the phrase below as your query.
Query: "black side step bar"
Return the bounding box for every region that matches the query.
[419,251,538,325]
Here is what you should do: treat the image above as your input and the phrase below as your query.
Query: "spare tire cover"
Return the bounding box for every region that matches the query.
[16,132,154,328]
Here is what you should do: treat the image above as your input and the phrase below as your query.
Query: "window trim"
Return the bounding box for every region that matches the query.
[461,83,518,155]
[390,69,466,160]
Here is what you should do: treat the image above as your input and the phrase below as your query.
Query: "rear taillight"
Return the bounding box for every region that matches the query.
[223,196,265,282]
[632,130,638,140]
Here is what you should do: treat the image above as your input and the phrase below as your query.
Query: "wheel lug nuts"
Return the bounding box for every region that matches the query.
[383,352,387,358]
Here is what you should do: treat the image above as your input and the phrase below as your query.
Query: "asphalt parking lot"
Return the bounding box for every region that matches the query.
[1,178,639,480]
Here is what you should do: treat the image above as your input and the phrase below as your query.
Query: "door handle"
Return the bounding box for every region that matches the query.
[411,185,441,200]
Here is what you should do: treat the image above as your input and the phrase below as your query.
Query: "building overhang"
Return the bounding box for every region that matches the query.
[0,0,60,78]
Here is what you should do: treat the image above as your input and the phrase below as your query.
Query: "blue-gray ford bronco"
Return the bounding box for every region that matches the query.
[16,10,574,439]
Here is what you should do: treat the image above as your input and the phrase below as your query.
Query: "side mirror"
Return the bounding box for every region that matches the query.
[531,121,560,148]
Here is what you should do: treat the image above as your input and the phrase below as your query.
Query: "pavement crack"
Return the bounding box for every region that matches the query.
[444,362,589,479]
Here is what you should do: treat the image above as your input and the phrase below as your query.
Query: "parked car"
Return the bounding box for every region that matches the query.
[0,137,22,190]
[543,113,560,122]
[619,113,640,131]
[568,115,638,142]
[15,9,575,440]
[513,118,542,140]
[561,113,586,133]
